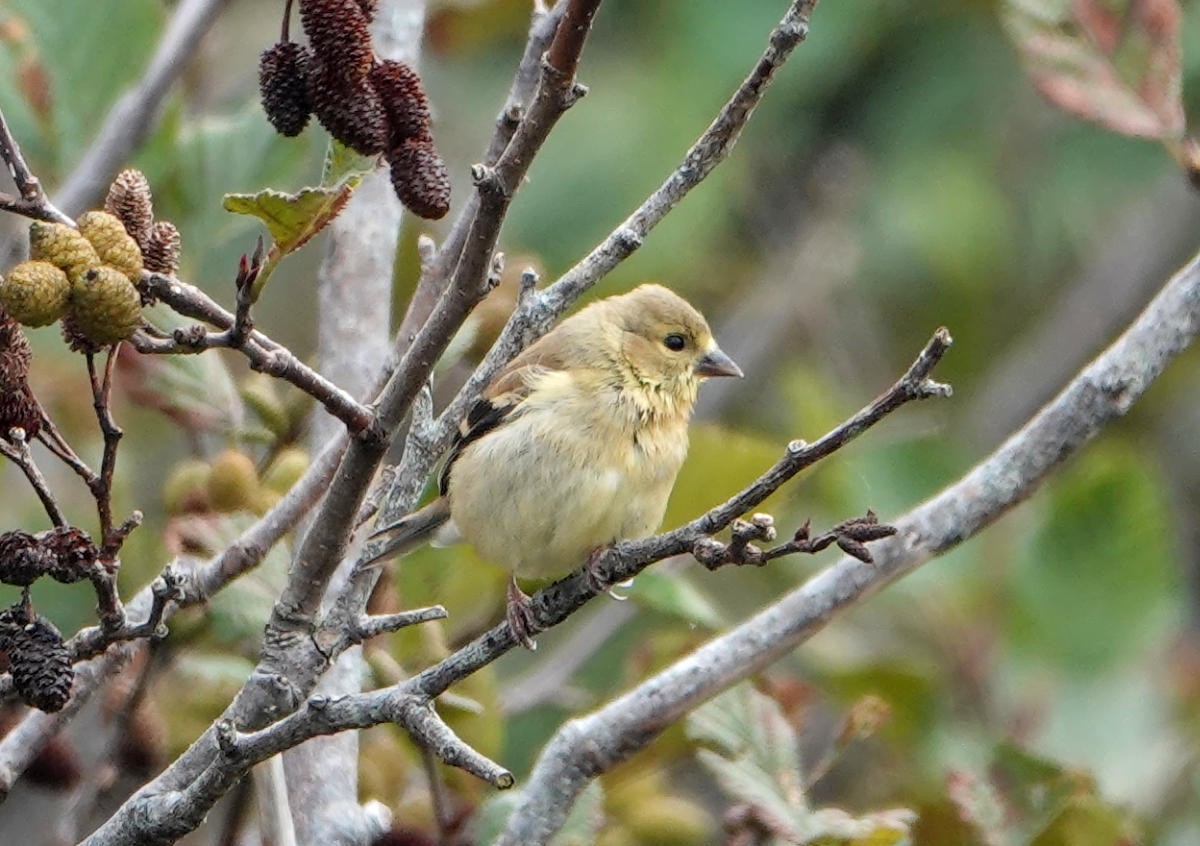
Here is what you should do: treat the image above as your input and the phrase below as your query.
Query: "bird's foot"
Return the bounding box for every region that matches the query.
[583,547,619,595]
[506,577,541,651]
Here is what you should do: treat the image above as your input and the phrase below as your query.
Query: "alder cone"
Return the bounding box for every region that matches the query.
[369,60,432,145]
[104,169,154,251]
[39,525,97,584]
[387,138,451,220]
[60,311,103,355]
[299,0,373,88]
[143,220,182,276]
[0,261,71,327]
[28,221,100,280]
[307,59,388,155]
[77,211,144,283]
[0,530,53,587]
[0,308,33,391]
[67,265,143,347]
[259,41,312,138]
[0,610,73,712]
[0,385,41,440]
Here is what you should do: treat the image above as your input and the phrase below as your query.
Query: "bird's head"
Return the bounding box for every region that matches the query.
[607,284,742,394]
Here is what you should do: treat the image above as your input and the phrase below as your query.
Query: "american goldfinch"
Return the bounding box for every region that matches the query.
[365,283,742,648]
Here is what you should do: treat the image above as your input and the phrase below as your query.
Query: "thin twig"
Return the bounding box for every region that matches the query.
[351,606,448,644]
[483,2,567,164]
[538,0,821,317]
[34,409,99,486]
[225,236,263,349]
[69,565,181,660]
[80,690,509,844]
[217,692,513,788]
[0,428,67,526]
[86,348,124,541]
[393,1,567,358]
[0,106,71,223]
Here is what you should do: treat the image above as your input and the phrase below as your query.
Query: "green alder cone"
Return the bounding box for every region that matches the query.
[28,221,100,279]
[0,261,70,327]
[68,265,143,345]
[77,210,144,283]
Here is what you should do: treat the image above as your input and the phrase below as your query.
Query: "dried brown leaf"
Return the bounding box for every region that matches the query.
[1004,0,1184,140]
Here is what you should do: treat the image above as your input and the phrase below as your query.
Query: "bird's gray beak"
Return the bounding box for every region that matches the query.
[695,346,743,378]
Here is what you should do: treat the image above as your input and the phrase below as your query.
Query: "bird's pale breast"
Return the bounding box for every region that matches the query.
[446,377,689,580]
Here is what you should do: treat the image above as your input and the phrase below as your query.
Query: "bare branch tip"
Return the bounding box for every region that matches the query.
[918,379,953,400]
[615,227,644,251]
[215,719,239,756]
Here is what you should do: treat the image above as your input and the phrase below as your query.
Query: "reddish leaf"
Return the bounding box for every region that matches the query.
[1004,0,1184,139]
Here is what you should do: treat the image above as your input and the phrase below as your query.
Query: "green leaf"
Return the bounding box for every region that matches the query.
[222,177,360,297]
[223,183,359,253]
[631,570,724,629]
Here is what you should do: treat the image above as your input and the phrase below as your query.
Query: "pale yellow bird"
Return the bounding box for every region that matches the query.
[363,283,742,648]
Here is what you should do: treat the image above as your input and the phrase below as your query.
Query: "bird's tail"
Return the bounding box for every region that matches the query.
[358,498,452,569]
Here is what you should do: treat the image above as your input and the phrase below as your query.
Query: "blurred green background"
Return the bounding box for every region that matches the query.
[1,0,1198,843]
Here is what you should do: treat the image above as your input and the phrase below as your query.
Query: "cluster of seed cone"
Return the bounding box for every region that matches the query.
[0,605,73,712]
[0,170,181,353]
[258,0,451,219]
[0,526,98,588]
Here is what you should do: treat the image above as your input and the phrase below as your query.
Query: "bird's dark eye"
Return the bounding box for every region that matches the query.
[663,333,686,351]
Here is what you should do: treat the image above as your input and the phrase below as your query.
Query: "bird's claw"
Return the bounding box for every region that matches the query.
[584,547,613,595]
[506,577,541,651]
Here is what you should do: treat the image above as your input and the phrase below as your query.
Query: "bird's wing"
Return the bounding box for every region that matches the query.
[437,342,572,495]
[361,497,452,567]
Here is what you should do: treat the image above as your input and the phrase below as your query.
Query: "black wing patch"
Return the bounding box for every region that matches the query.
[437,395,514,495]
